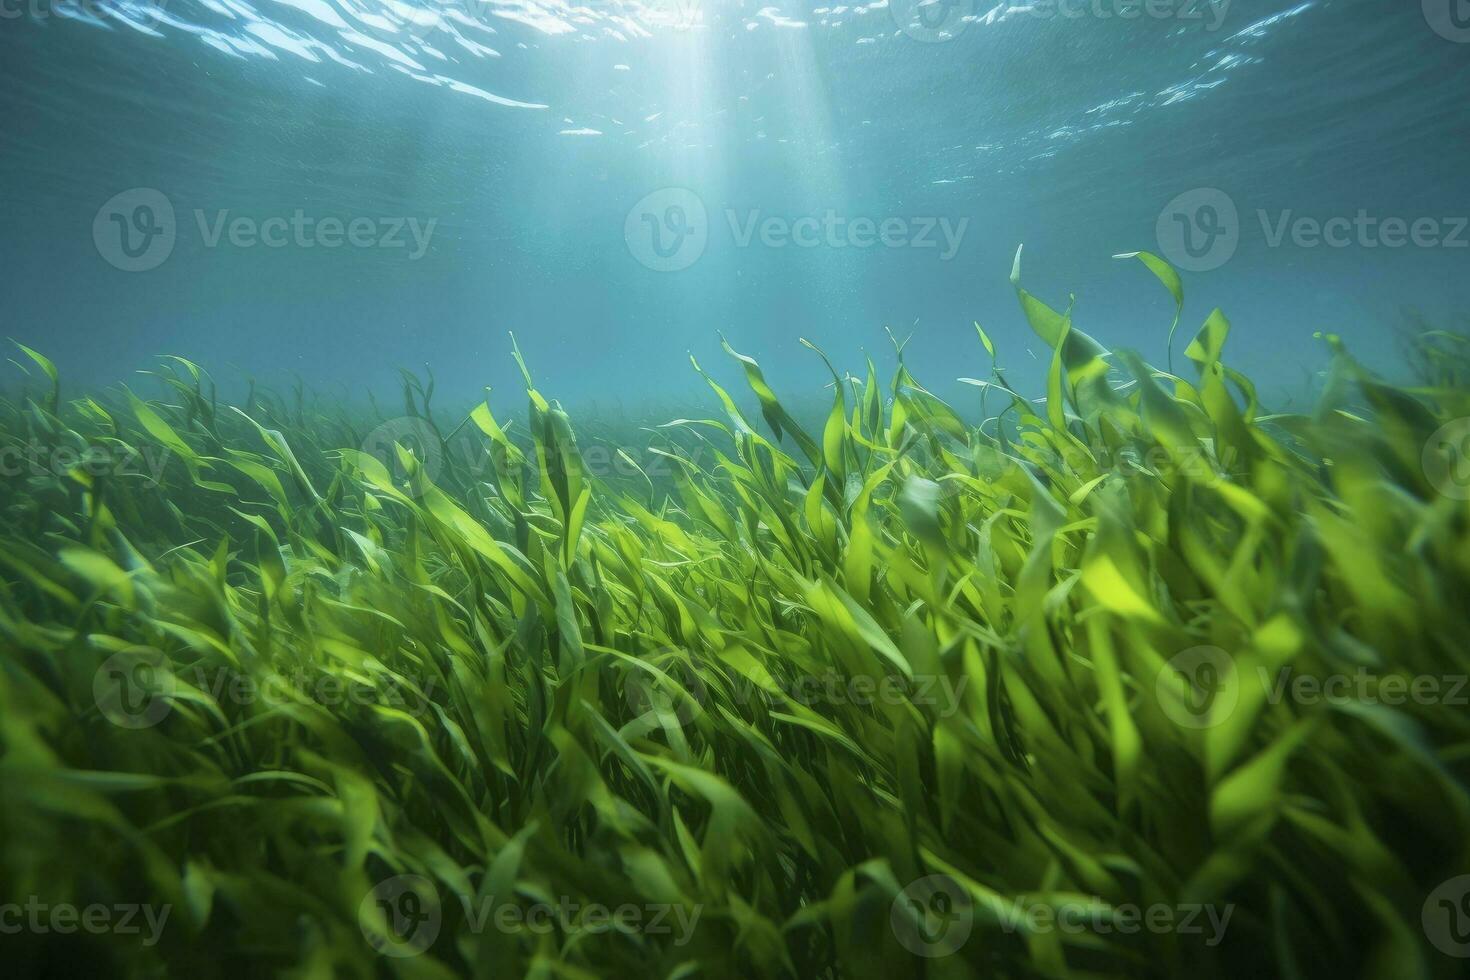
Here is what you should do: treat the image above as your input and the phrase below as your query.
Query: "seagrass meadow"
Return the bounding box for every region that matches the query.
[3,256,1470,980]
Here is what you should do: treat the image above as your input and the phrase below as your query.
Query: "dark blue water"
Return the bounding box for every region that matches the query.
[2,0,1467,407]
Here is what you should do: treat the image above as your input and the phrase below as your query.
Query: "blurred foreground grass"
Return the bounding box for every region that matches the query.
[2,253,1470,979]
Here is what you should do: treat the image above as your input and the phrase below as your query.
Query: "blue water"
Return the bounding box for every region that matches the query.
[2,0,1467,408]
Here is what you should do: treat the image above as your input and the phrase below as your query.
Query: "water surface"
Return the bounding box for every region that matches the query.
[2,0,1466,405]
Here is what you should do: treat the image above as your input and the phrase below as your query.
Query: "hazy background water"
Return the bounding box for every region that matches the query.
[1,0,1467,412]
